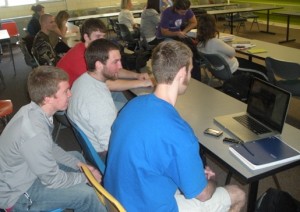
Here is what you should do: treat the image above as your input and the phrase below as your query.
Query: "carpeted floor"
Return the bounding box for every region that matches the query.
[0,20,299,211]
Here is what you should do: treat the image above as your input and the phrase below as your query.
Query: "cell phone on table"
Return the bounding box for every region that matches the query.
[204,128,223,137]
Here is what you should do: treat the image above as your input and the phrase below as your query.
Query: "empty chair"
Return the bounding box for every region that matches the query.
[265,57,300,97]
[116,22,140,51]
[67,115,106,174]
[223,6,247,33]
[0,99,13,127]
[81,164,126,212]
[108,18,121,40]
[1,21,20,44]
[239,3,259,31]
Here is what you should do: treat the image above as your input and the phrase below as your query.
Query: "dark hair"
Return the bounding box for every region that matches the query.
[85,39,120,71]
[27,66,68,105]
[173,0,190,10]
[31,4,44,13]
[80,18,107,42]
[197,14,219,46]
[146,0,160,13]
[152,40,192,84]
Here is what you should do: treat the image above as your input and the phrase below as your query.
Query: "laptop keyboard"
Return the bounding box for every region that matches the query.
[233,115,271,135]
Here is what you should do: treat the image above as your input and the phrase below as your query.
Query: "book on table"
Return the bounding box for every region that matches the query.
[229,136,300,170]
[247,48,267,54]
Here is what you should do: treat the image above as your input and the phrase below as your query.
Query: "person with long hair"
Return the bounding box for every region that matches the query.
[197,14,267,76]
[140,0,161,45]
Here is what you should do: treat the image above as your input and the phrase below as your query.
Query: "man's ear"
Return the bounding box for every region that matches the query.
[95,60,104,70]
[176,66,187,82]
[83,33,89,42]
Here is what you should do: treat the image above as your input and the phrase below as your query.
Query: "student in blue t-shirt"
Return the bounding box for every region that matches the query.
[104,40,246,212]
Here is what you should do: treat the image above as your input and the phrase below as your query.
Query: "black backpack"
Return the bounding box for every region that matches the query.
[255,188,300,212]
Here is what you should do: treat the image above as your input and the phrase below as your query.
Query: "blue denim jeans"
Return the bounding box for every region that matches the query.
[12,151,106,212]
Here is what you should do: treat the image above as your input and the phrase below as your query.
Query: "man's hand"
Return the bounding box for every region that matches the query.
[139,78,154,87]
[204,166,215,180]
[176,31,187,38]
[137,72,150,80]
[78,162,102,183]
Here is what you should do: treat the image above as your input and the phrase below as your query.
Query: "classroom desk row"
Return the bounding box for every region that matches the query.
[129,78,300,212]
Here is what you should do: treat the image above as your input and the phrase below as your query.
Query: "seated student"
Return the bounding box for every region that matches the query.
[156,0,201,82]
[140,0,161,46]
[156,0,197,40]
[57,18,152,110]
[68,39,123,162]
[104,40,246,211]
[27,4,45,38]
[32,14,60,66]
[49,10,71,54]
[0,66,105,212]
[197,13,268,76]
[118,0,140,39]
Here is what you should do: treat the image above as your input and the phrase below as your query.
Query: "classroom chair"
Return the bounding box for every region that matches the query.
[0,99,13,127]
[81,164,126,212]
[67,115,106,175]
[265,57,300,97]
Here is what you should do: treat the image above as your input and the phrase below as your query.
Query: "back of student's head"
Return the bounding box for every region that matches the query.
[120,0,131,9]
[80,18,107,42]
[28,66,69,105]
[31,4,44,13]
[197,13,218,45]
[173,0,191,10]
[55,10,70,29]
[39,13,53,26]
[85,39,120,71]
[151,40,192,84]
[146,0,160,13]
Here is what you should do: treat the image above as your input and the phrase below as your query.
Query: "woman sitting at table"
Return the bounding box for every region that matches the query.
[49,10,71,54]
[118,0,140,39]
[196,13,268,77]
[140,0,161,45]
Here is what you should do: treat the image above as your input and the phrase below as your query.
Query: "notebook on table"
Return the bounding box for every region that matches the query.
[214,77,291,142]
[229,136,300,170]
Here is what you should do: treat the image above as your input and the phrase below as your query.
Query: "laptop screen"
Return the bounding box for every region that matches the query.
[247,78,291,133]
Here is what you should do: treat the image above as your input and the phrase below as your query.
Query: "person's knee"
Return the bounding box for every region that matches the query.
[225,185,246,207]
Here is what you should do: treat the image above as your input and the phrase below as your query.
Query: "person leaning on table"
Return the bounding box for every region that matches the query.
[104,40,246,211]
[0,66,105,212]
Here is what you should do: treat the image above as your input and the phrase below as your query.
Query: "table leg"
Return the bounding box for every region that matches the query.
[247,181,259,212]
[260,10,276,35]
[8,41,16,76]
[230,13,234,34]
[278,15,296,43]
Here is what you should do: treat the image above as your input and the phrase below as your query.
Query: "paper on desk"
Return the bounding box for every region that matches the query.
[247,48,267,54]
[232,43,255,50]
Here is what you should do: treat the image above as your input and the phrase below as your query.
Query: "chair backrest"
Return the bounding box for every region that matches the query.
[109,18,121,38]
[18,39,38,68]
[116,23,136,43]
[81,165,126,212]
[1,21,19,37]
[265,57,300,83]
[67,115,106,174]
[199,52,232,81]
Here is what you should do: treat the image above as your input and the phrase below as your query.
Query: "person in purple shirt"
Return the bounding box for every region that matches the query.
[156,0,197,39]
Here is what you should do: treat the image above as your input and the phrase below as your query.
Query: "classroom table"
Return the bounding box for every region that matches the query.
[0,29,16,76]
[233,38,300,63]
[207,6,283,34]
[272,11,300,44]
[68,10,143,25]
[129,79,300,212]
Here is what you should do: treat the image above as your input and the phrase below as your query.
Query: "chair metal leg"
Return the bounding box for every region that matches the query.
[0,69,5,89]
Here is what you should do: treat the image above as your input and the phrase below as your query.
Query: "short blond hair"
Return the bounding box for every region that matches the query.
[151,41,192,84]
